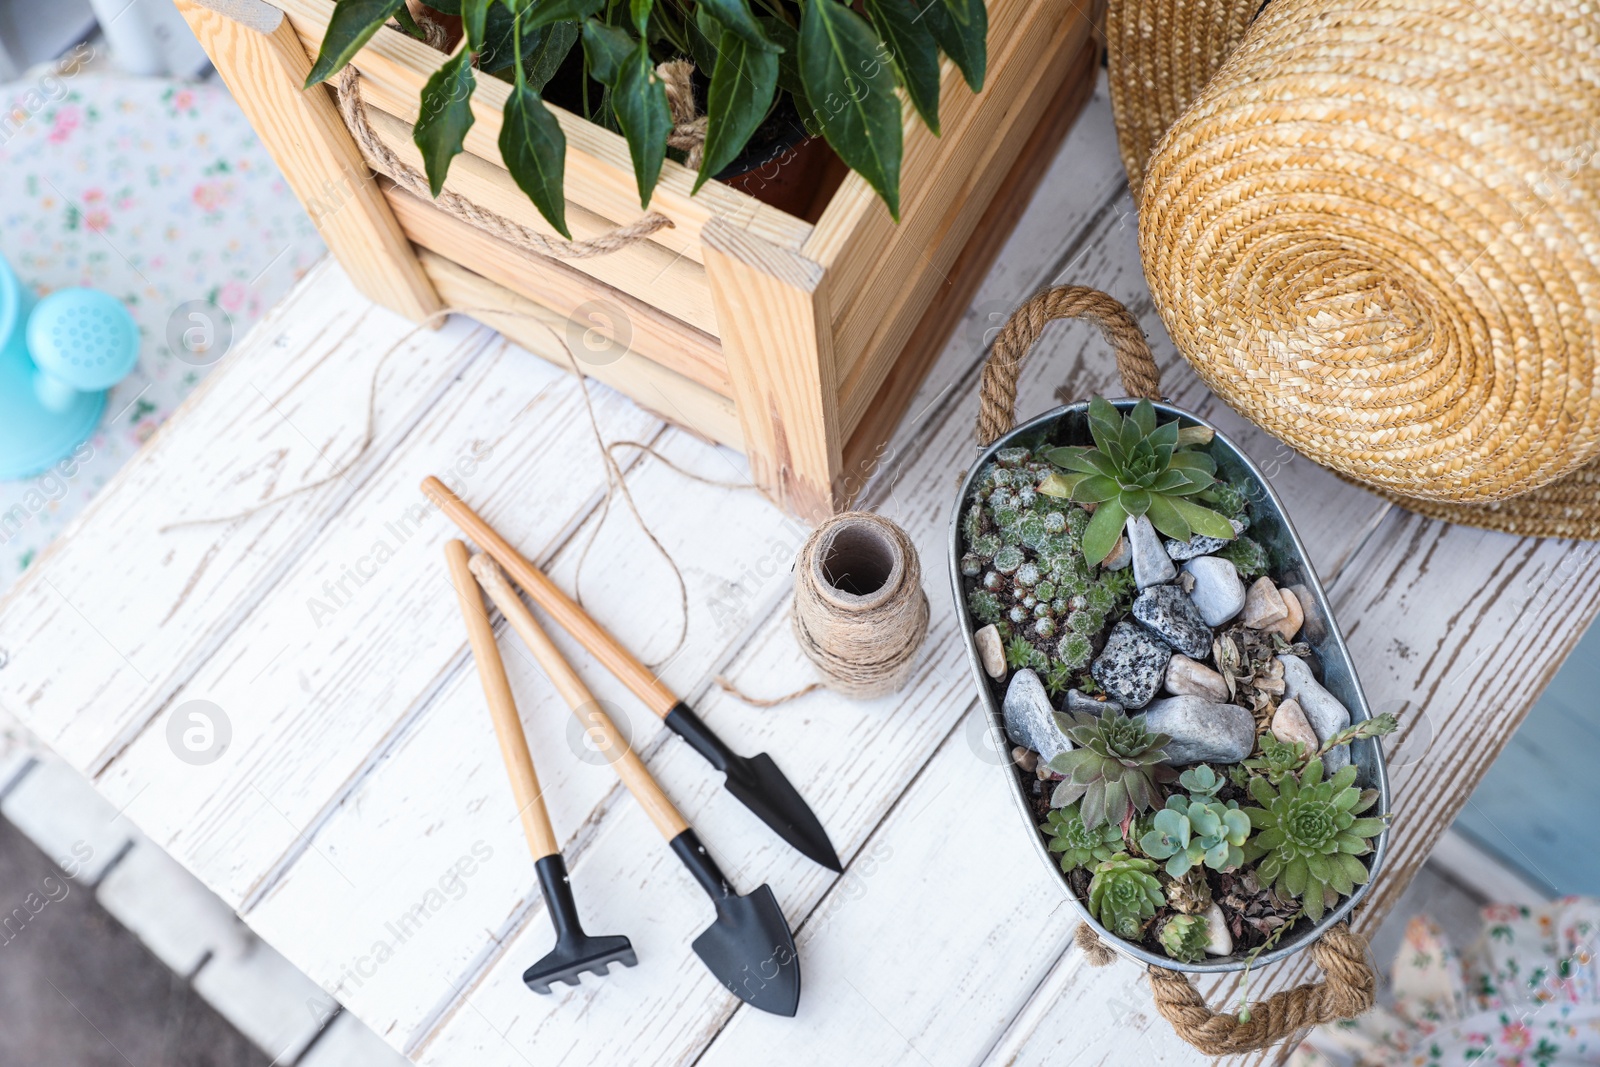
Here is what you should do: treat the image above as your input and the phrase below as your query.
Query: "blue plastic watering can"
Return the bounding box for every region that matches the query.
[0,254,141,480]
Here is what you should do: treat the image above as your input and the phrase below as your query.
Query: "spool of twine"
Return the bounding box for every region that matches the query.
[790,512,929,699]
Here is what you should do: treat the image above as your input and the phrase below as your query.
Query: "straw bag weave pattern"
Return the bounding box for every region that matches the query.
[1110,0,1600,536]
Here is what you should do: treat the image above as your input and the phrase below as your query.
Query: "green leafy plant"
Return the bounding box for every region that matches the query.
[1039,397,1236,565]
[1242,758,1387,921]
[1048,709,1175,830]
[1086,853,1164,940]
[1158,913,1210,964]
[307,0,990,232]
[1040,803,1123,873]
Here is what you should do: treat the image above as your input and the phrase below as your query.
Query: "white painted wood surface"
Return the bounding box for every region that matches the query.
[1,82,1595,1067]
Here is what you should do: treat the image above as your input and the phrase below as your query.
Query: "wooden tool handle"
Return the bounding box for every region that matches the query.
[469,552,691,842]
[423,476,680,718]
[444,540,560,861]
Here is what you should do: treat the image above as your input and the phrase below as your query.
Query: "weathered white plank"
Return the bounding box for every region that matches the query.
[94,337,661,906]
[244,428,808,1045]
[0,260,490,774]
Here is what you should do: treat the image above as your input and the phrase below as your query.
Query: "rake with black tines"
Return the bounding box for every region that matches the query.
[445,540,637,994]
[470,551,802,1017]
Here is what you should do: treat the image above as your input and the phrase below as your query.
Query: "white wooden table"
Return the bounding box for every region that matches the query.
[4,85,1597,1067]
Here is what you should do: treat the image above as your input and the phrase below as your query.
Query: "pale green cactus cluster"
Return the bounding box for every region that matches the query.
[961,445,1136,693]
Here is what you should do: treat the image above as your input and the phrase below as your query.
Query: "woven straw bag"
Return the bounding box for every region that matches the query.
[1107,0,1600,538]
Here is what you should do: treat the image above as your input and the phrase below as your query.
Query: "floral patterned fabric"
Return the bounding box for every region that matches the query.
[1293,898,1600,1066]
[0,69,323,591]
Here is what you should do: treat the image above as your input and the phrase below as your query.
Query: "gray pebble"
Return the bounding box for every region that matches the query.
[1183,555,1246,627]
[1141,695,1256,764]
[1066,689,1124,717]
[1278,654,1353,772]
[1127,515,1177,589]
[1002,669,1072,763]
[1090,621,1172,709]
[1164,518,1248,561]
[1132,584,1214,659]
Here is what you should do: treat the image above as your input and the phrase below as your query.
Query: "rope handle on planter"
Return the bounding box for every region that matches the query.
[976,286,1162,444]
[1077,921,1377,1055]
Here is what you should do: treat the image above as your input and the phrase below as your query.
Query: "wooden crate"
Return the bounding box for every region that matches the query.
[178,0,1099,518]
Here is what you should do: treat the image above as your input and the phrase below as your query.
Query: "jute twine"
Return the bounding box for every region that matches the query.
[1107,0,1600,538]
[333,67,675,259]
[1075,923,1376,1056]
[980,289,1377,1054]
[789,512,929,700]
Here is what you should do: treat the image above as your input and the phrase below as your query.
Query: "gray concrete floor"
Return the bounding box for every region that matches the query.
[0,815,267,1067]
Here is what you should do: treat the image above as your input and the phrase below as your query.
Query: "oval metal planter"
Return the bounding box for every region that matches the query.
[948,398,1390,974]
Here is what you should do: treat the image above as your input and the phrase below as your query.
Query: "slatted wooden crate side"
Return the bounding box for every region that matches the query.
[383,182,733,397]
[828,6,1097,433]
[274,0,815,258]
[360,106,720,335]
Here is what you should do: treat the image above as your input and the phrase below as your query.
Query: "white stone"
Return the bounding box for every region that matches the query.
[1183,556,1246,627]
[1164,655,1230,702]
[1204,902,1233,956]
[1241,576,1289,629]
[1002,669,1071,763]
[1127,515,1176,589]
[975,623,1006,679]
[1140,696,1256,764]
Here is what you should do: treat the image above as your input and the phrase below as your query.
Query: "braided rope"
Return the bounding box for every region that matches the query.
[1148,923,1374,1056]
[976,286,1162,444]
[333,67,674,259]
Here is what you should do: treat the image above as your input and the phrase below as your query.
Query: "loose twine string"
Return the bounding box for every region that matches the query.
[156,303,925,692]
[985,285,1377,1054]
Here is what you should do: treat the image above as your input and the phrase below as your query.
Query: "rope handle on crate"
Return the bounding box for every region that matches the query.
[976,286,1163,443]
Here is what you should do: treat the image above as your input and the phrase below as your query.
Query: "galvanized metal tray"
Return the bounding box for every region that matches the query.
[948,398,1390,973]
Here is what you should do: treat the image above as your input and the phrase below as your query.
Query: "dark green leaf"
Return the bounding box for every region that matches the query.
[696,30,780,190]
[924,0,985,91]
[799,0,903,219]
[512,0,605,28]
[863,0,941,134]
[690,9,724,73]
[582,18,635,85]
[524,22,580,90]
[1167,451,1217,474]
[1148,419,1179,449]
[461,0,492,49]
[612,43,672,206]
[305,0,404,88]
[761,16,806,100]
[1081,499,1127,566]
[501,82,570,236]
[427,0,460,10]
[413,50,477,196]
[392,5,428,40]
[631,0,652,34]
[699,0,782,51]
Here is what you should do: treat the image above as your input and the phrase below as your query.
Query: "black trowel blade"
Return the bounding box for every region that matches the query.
[691,882,802,1018]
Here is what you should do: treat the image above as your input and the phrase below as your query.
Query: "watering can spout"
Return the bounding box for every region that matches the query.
[0,257,141,480]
